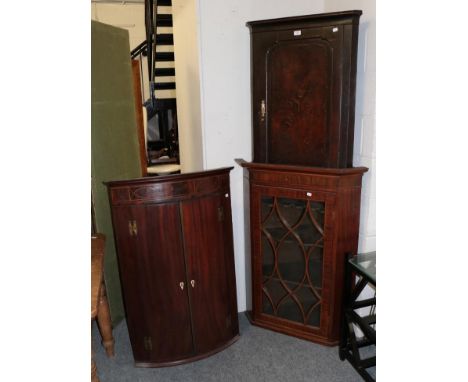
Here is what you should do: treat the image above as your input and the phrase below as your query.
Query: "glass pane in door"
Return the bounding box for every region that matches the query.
[260,196,325,328]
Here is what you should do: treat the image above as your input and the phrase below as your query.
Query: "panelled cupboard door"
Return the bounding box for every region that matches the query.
[248,11,362,168]
[181,194,238,354]
[268,28,343,167]
[111,203,194,364]
[251,185,336,338]
[253,28,343,167]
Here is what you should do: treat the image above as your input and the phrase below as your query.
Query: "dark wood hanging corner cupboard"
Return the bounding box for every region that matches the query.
[248,10,362,168]
[239,11,367,346]
[106,168,239,367]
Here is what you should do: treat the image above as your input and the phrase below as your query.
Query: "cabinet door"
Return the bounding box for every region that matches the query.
[181,193,238,354]
[252,26,344,167]
[251,185,336,336]
[111,203,194,363]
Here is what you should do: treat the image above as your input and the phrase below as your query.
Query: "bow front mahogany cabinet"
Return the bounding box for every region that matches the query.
[106,168,239,367]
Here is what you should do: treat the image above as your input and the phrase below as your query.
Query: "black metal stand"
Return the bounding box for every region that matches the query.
[339,253,376,381]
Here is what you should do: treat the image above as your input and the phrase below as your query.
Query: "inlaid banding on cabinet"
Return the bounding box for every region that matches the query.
[170,181,191,196]
[252,172,337,189]
[194,176,220,194]
[111,187,130,203]
[130,181,191,201]
[277,27,327,41]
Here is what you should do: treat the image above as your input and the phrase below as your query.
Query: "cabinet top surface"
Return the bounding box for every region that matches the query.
[235,159,367,176]
[105,166,233,188]
[246,10,362,29]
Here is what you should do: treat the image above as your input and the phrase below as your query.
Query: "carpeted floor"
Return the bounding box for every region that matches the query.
[92,313,375,381]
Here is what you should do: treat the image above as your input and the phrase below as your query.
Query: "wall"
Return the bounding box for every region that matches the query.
[324,0,376,254]
[91,3,146,50]
[197,0,326,312]
[172,0,204,172]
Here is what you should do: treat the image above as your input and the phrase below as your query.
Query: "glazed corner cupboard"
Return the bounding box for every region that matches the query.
[106,168,239,367]
[247,11,362,168]
[239,11,366,346]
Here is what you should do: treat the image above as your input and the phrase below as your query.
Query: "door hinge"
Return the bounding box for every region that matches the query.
[218,206,224,222]
[128,220,138,236]
[143,336,152,351]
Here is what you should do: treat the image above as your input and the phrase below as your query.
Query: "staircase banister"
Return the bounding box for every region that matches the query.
[130,40,148,58]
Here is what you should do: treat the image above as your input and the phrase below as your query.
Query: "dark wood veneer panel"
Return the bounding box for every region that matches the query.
[248,11,361,168]
[181,193,239,354]
[110,205,148,360]
[111,204,194,363]
[267,40,330,166]
[143,203,194,363]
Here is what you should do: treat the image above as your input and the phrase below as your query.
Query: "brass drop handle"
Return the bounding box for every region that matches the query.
[179,282,185,290]
[191,280,195,288]
[260,99,266,122]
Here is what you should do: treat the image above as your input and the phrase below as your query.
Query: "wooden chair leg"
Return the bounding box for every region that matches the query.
[91,348,99,382]
[97,282,115,357]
